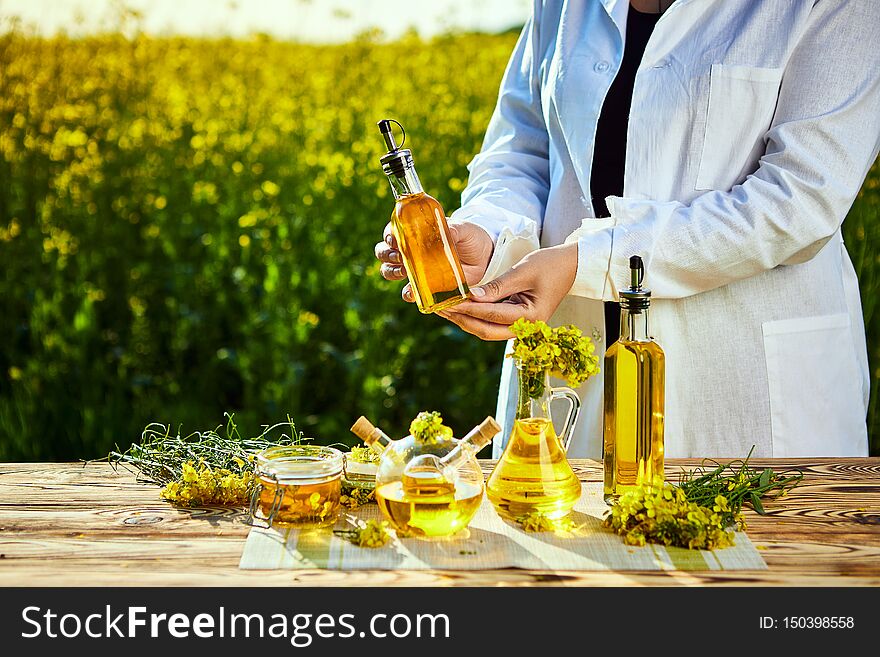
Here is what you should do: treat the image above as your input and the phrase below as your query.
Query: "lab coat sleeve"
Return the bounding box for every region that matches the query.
[567,0,880,300]
[449,0,547,284]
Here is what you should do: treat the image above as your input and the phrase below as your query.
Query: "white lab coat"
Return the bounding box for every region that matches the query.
[450,0,880,458]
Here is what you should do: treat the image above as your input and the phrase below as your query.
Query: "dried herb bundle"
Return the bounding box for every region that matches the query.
[107,413,303,506]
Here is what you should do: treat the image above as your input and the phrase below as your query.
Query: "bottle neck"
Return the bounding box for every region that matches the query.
[514,366,551,421]
[437,443,476,472]
[438,422,495,471]
[620,305,650,342]
[386,164,423,200]
[365,428,393,455]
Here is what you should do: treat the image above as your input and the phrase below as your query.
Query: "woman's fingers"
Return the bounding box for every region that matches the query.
[402,283,414,302]
[383,222,397,248]
[375,241,405,280]
[445,299,528,325]
[374,240,402,264]
[380,262,408,280]
[468,265,526,303]
[437,310,515,341]
[376,222,406,281]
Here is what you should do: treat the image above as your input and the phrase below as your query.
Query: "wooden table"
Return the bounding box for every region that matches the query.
[1,459,878,586]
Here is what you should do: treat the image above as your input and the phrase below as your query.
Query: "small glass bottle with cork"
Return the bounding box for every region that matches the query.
[351,414,499,538]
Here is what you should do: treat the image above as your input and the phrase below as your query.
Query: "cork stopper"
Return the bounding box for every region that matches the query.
[463,416,501,452]
[350,416,379,446]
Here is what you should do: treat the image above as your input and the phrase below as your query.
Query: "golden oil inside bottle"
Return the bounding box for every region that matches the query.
[393,192,469,314]
[258,477,342,527]
[486,418,582,520]
[375,479,482,538]
[603,339,665,504]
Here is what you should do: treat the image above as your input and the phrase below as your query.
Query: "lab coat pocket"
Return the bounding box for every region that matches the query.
[695,64,783,192]
[762,314,867,456]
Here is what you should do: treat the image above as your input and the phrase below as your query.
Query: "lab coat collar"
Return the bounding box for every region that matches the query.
[599,0,629,38]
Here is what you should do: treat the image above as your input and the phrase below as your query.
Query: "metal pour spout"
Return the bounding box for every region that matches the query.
[378,119,399,152]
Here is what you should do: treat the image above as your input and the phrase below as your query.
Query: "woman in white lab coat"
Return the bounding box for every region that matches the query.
[375,0,880,458]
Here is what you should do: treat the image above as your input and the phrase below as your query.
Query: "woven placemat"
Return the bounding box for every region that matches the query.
[239,481,766,571]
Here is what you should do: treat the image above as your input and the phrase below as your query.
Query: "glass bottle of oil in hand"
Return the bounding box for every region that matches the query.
[603,256,665,504]
[378,119,469,313]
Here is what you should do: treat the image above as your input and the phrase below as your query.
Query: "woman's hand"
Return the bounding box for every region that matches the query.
[374,221,495,302]
[438,243,578,340]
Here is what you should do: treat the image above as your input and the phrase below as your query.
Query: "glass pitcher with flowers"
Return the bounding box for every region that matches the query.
[486,319,600,521]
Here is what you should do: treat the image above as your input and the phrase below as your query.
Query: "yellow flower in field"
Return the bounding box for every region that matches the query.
[261,180,281,197]
[239,235,251,248]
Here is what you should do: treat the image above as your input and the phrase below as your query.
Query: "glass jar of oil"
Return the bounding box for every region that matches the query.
[603,256,665,504]
[378,119,470,314]
[248,446,344,529]
[351,415,499,538]
[486,367,582,520]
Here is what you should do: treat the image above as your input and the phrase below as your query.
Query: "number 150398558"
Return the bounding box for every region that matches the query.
[759,617,855,630]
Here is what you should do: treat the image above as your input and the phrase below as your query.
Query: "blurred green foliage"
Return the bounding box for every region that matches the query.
[0,31,513,459]
[0,30,878,459]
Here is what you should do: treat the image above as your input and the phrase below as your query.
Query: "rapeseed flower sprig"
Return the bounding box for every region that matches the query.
[603,478,737,550]
[334,520,391,548]
[160,460,253,506]
[348,445,380,465]
[409,411,453,445]
[678,446,803,523]
[515,512,579,533]
[509,319,600,399]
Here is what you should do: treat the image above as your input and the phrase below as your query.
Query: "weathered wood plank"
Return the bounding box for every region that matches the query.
[0,460,878,586]
[0,563,878,587]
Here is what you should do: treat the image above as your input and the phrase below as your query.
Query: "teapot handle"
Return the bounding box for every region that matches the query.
[550,386,581,452]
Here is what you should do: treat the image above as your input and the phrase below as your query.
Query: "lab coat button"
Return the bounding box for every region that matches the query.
[594,60,610,73]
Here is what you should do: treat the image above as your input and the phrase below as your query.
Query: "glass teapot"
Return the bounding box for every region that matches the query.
[350,414,500,538]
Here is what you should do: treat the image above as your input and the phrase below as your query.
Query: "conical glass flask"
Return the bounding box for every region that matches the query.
[486,364,582,520]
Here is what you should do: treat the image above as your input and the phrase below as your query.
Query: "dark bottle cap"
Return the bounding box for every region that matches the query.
[619,255,651,311]
[378,119,413,177]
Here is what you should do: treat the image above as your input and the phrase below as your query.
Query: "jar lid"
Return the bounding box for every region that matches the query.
[255,445,344,483]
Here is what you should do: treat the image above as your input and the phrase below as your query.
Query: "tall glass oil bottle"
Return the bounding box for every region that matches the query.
[377,119,469,313]
[486,368,582,520]
[603,256,665,504]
